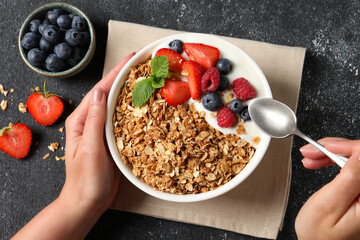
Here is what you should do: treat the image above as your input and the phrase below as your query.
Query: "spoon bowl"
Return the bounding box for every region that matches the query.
[248,98,348,168]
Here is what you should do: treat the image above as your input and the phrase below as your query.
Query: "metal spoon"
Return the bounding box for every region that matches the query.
[248,98,348,168]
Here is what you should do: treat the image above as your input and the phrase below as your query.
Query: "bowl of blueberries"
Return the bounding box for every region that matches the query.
[18,2,95,78]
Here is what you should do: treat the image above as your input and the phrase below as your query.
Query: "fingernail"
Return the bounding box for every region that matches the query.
[91,88,104,104]
[300,144,311,152]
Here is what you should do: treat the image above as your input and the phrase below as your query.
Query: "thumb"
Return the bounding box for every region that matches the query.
[81,87,106,150]
[309,150,360,223]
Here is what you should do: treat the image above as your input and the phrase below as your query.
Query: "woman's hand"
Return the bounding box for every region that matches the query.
[12,53,135,240]
[295,138,360,240]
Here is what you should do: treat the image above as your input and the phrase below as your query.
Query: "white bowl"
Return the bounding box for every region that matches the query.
[105,33,272,202]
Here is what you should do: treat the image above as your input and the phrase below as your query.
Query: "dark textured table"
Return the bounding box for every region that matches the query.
[1,1,359,239]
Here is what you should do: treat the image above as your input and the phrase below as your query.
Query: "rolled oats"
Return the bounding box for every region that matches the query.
[113,58,256,194]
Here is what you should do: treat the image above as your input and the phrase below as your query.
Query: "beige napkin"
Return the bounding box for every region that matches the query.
[103,20,306,239]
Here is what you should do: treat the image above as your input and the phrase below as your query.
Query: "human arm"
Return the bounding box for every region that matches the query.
[295,138,360,240]
[11,53,135,240]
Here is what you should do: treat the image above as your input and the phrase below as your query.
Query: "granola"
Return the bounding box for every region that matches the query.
[113,59,255,194]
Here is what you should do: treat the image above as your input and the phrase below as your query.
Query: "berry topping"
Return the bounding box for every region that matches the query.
[168,39,184,54]
[161,78,191,106]
[216,75,230,91]
[228,98,244,113]
[201,67,220,93]
[0,122,32,159]
[239,107,251,122]
[54,42,72,59]
[181,60,204,100]
[42,25,61,44]
[155,48,185,72]
[183,43,220,69]
[216,58,232,75]
[27,81,64,126]
[45,53,65,72]
[21,32,40,50]
[217,106,238,128]
[29,19,41,33]
[201,92,222,111]
[27,48,47,67]
[232,77,256,101]
[38,20,49,35]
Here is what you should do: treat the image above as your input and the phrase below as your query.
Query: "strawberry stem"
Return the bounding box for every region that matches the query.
[0,122,14,136]
[43,80,50,98]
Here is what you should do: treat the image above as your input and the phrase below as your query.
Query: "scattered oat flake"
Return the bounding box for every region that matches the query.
[55,156,60,161]
[34,86,41,92]
[18,103,27,113]
[1,100,7,111]
[252,136,261,144]
[58,127,64,132]
[0,84,8,96]
[48,142,59,152]
[10,88,14,93]
[43,153,50,159]
[60,156,65,161]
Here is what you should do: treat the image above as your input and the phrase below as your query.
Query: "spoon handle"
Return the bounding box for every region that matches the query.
[294,130,348,168]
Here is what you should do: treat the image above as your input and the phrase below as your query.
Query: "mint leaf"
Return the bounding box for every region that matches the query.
[151,75,165,89]
[151,55,169,79]
[132,78,155,107]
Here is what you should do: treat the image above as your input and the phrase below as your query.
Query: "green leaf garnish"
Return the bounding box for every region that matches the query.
[151,75,165,89]
[151,55,169,79]
[132,78,155,107]
[131,56,169,106]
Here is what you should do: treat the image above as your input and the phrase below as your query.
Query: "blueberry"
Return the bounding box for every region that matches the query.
[66,47,85,66]
[201,92,223,111]
[39,37,53,52]
[71,15,86,31]
[168,39,184,54]
[45,54,65,72]
[42,25,61,44]
[79,31,90,47]
[38,20,49,35]
[29,19,41,33]
[228,99,244,113]
[54,42,72,59]
[65,29,81,46]
[239,107,251,122]
[216,58,232,75]
[216,76,230,91]
[21,32,40,50]
[46,9,62,25]
[27,48,46,67]
[57,15,72,29]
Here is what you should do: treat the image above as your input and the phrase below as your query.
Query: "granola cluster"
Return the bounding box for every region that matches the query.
[113,59,255,194]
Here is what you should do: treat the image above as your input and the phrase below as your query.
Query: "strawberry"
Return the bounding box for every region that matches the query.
[155,48,185,72]
[0,122,32,159]
[232,77,257,101]
[27,81,64,126]
[181,60,204,100]
[183,43,220,69]
[161,78,191,106]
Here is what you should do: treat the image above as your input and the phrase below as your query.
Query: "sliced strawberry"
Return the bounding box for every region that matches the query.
[155,48,185,72]
[183,43,220,69]
[27,81,64,126]
[161,78,191,106]
[0,123,32,159]
[181,60,204,100]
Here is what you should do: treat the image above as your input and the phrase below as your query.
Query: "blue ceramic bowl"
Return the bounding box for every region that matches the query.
[18,2,96,78]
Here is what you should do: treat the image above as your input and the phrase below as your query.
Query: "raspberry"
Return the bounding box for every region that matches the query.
[232,78,256,101]
[201,67,220,93]
[217,106,238,128]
